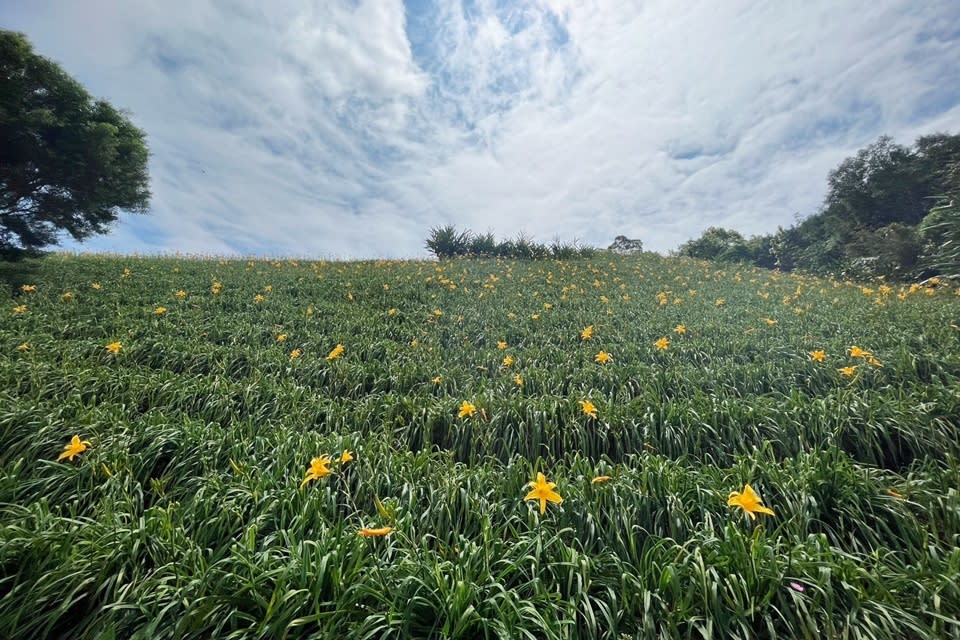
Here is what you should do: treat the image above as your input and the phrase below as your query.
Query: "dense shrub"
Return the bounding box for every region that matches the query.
[425,226,594,260]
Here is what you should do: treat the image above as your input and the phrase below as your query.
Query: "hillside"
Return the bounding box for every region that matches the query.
[2,253,959,639]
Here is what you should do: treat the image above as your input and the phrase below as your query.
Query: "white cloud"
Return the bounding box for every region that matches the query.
[3,0,959,257]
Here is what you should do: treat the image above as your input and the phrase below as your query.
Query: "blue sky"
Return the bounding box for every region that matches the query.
[3,0,960,258]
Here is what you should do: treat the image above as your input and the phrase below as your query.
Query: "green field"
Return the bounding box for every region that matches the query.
[2,253,959,639]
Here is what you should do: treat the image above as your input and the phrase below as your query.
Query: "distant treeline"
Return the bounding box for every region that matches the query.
[675,133,960,280]
[425,225,596,260]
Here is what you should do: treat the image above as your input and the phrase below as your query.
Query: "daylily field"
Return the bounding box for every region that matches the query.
[2,253,959,639]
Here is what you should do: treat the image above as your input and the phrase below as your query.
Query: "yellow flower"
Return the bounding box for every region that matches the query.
[458,401,477,418]
[340,450,354,464]
[848,346,871,359]
[57,435,91,462]
[105,341,122,354]
[497,340,508,350]
[12,305,26,314]
[263,285,273,293]
[581,325,594,341]
[866,355,882,367]
[387,308,398,316]
[579,399,598,419]
[16,342,29,351]
[674,324,686,335]
[300,455,332,488]
[61,291,74,301]
[594,350,612,364]
[654,337,670,351]
[289,348,303,360]
[715,298,725,307]
[276,334,287,343]
[502,355,514,367]
[763,318,777,326]
[809,350,827,362]
[154,306,167,315]
[326,344,345,361]
[358,526,394,537]
[591,475,612,484]
[20,284,36,293]
[524,472,563,514]
[727,484,775,519]
[254,294,265,304]
[530,313,540,321]
[175,290,187,299]
[432,375,442,384]
[432,309,443,317]
[91,282,102,290]
[211,282,222,295]
[513,374,524,386]
[838,365,857,377]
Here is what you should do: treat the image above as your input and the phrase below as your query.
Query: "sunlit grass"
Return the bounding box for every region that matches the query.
[1,252,958,638]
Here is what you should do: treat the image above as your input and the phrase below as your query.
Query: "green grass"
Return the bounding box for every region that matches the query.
[1,253,959,639]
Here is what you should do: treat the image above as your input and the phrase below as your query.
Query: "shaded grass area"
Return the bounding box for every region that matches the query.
[1,253,959,638]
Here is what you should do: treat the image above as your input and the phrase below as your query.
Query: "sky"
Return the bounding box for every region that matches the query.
[3,0,960,259]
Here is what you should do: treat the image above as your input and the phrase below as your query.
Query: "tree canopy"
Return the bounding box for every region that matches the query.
[0,30,150,255]
[675,132,960,280]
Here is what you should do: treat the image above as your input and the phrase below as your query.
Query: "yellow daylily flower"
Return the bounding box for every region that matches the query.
[58,435,92,462]
[848,346,871,358]
[524,472,563,514]
[727,484,775,519]
[654,337,670,351]
[673,324,686,335]
[579,400,598,419]
[809,350,827,362]
[594,350,612,364]
[458,401,477,418]
[326,344,345,361]
[580,325,594,340]
[340,450,354,464]
[300,456,332,489]
[358,526,394,537]
[591,475,612,484]
[105,341,122,354]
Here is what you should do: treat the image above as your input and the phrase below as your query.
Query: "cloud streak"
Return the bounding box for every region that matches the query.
[3,0,959,257]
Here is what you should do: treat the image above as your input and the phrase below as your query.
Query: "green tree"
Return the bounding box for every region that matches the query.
[676,227,747,262]
[823,135,926,229]
[0,31,150,256]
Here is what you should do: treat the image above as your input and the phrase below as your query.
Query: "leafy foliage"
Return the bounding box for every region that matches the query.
[1,253,959,639]
[0,31,150,255]
[678,133,960,280]
[425,225,593,260]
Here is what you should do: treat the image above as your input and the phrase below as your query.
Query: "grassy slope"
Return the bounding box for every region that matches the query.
[1,253,959,639]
